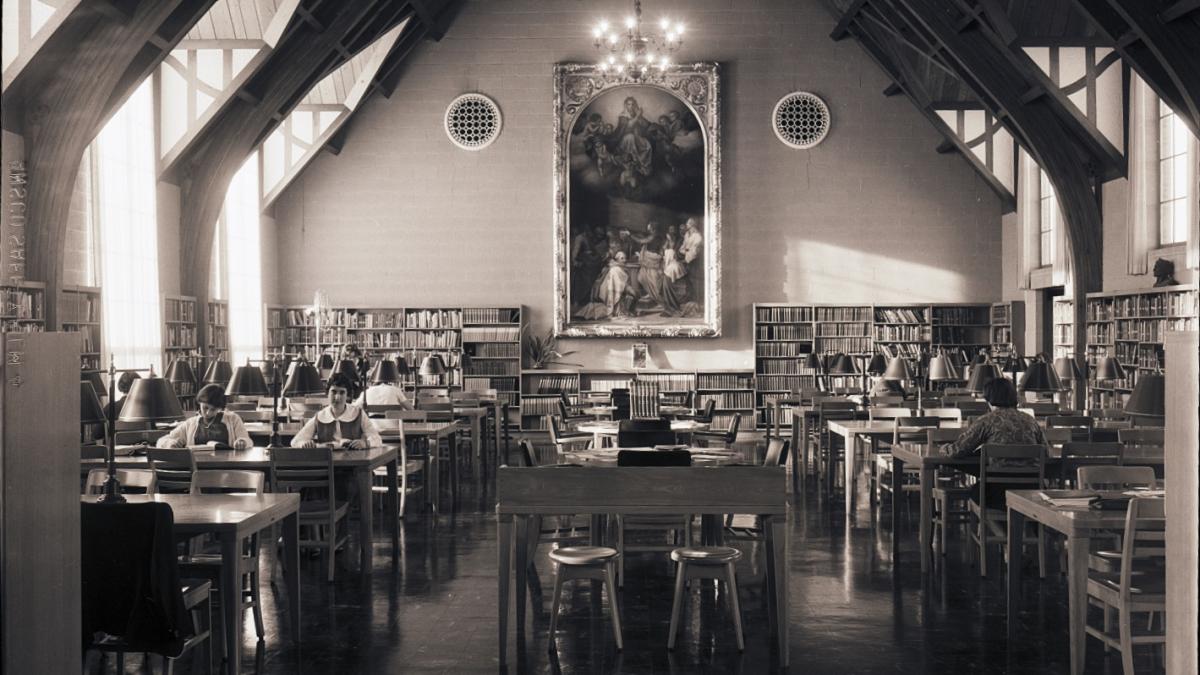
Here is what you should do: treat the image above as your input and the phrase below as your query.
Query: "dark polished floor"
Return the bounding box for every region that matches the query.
[147,442,1161,674]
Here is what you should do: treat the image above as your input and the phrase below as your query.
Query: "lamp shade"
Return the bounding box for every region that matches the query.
[966,363,1002,392]
[927,354,961,382]
[370,359,402,385]
[165,359,196,386]
[1094,356,1126,381]
[1002,353,1028,374]
[333,358,359,382]
[282,361,324,396]
[1124,373,1165,418]
[226,364,270,397]
[394,356,411,376]
[866,353,889,376]
[317,353,335,371]
[1054,356,1086,382]
[419,354,447,377]
[1018,359,1064,393]
[202,359,232,387]
[827,353,857,375]
[883,356,915,381]
[971,351,988,366]
[118,376,185,423]
[80,381,106,424]
[804,352,824,372]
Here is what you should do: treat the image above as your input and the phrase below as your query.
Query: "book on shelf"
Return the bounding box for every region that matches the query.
[875,308,926,323]
[403,330,460,349]
[697,392,752,409]
[635,373,695,391]
[697,373,753,389]
[405,309,462,329]
[1,288,43,319]
[756,324,813,340]
[463,325,520,342]
[471,343,520,358]
[60,291,100,323]
[463,308,519,324]
[755,306,813,323]
[527,374,577,394]
[815,307,871,322]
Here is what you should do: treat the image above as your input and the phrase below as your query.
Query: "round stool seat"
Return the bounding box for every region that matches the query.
[548,546,619,566]
[670,546,742,564]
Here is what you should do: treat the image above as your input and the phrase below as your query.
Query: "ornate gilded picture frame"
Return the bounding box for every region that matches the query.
[553,62,721,338]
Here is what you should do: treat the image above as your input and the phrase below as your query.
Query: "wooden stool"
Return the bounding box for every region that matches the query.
[547,546,623,651]
[667,546,745,652]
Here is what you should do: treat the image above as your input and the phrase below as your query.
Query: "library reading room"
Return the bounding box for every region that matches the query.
[3,1,1200,674]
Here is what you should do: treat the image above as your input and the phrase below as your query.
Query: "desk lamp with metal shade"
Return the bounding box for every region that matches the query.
[1054,355,1087,411]
[883,352,921,407]
[826,352,857,394]
[1123,371,1164,426]
[202,358,232,389]
[418,353,448,391]
[804,352,826,393]
[317,352,335,381]
[283,359,325,399]
[1018,354,1064,407]
[98,360,185,503]
[866,351,889,398]
[966,361,1002,396]
[927,350,962,396]
[1092,355,1127,409]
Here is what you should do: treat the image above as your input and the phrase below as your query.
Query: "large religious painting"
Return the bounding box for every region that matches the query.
[553,62,721,337]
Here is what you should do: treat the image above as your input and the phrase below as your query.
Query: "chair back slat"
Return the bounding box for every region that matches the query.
[385,410,427,421]
[519,439,539,467]
[978,444,1045,510]
[1118,498,1166,590]
[919,407,963,422]
[1042,427,1073,448]
[113,429,170,446]
[926,428,963,446]
[270,447,336,497]
[1077,465,1156,491]
[953,401,991,418]
[192,469,265,495]
[1118,427,1164,448]
[147,448,197,494]
[1047,415,1093,442]
[1060,442,1123,487]
[235,410,273,423]
[870,407,913,422]
[763,438,789,467]
[84,468,157,495]
[893,417,941,444]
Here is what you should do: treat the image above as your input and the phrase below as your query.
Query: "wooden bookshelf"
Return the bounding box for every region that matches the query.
[0,280,45,334]
[696,369,755,431]
[1085,284,1197,408]
[989,301,1025,359]
[265,304,286,359]
[931,304,990,357]
[874,304,930,359]
[59,285,101,371]
[462,307,522,426]
[753,303,816,429]
[284,305,347,361]
[520,369,580,430]
[813,305,873,356]
[206,299,228,363]
[1052,297,1074,361]
[163,295,199,407]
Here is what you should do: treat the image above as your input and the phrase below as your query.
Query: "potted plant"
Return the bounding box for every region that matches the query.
[523,328,580,369]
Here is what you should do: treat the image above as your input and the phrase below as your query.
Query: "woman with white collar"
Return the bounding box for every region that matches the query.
[292,373,382,449]
[157,383,252,449]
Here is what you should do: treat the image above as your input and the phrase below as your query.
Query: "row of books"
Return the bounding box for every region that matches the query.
[697,374,754,389]
[758,406,794,427]
[207,303,227,325]
[527,374,578,394]
[990,305,1010,323]
[815,322,870,337]
[991,326,1012,344]
[1086,324,1112,343]
[756,325,813,340]
[1111,290,1198,318]
[285,327,344,344]
[465,360,520,375]
[521,397,561,417]
[348,311,403,328]
[463,326,520,342]
[406,309,462,329]
[757,342,810,357]
[164,325,197,348]
[1114,317,1197,342]
[208,326,228,349]
[931,307,988,325]
[405,331,460,349]
[815,307,872,322]
[64,324,100,352]
[463,308,520,324]
[472,343,520,358]
[349,332,404,349]
[164,298,195,323]
[2,289,42,319]
[874,308,926,323]
[464,375,519,391]
[756,359,816,375]
[709,413,742,431]
[60,292,100,323]
[931,326,988,343]
[697,392,753,409]
[875,325,929,341]
[814,337,872,353]
[583,377,631,392]
[635,373,696,391]
[1,320,42,333]
[755,374,816,391]
[885,343,924,358]
[1053,301,1074,324]
[755,306,814,323]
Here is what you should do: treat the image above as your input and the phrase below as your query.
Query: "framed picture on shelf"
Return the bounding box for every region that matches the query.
[553,62,722,338]
[631,342,649,369]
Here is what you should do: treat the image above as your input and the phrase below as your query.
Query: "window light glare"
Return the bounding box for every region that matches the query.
[625,16,636,29]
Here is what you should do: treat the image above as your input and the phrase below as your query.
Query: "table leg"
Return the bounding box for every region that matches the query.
[802,413,810,480]
[765,515,789,666]
[1067,534,1089,675]
[429,437,441,514]
[1006,507,1025,643]
[590,514,603,546]
[386,458,399,551]
[498,514,513,667]
[891,456,902,536]
[470,414,482,477]
[514,515,529,641]
[282,511,300,646]
[358,468,373,574]
[220,533,241,675]
[448,431,459,502]
[844,431,855,514]
[919,466,932,574]
[790,413,801,494]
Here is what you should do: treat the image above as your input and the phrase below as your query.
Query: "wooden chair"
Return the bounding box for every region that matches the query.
[84,468,157,495]
[557,396,590,428]
[180,470,267,652]
[147,447,198,494]
[113,429,170,447]
[616,418,676,448]
[927,428,970,557]
[365,404,408,418]
[1025,401,1062,416]
[629,381,661,420]
[287,401,323,422]
[548,415,592,452]
[516,440,589,564]
[614,450,693,588]
[269,447,350,582]
[692,412,741,449]
[81,502,212,675]
[919,407,963,423]
[1084,497,1166,675]
[1047,415,1094,442]
[1118,428,1164,476]
[385,410,427,421]
[679,398,716,423]
[1077,466,1157,491]
[225,401,257,412]
[815,402,858,487]
[725,439,789,537]
[371,420,424,519]
[1042,427,1073,453]
[1059,442,1123,488]
[968,444,1047,578]
[953,400,991,420]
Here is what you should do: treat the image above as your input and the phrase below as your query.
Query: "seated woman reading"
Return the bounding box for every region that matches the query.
[157,383,252,449]
[292,373,382,449]
[940,377,1046,504]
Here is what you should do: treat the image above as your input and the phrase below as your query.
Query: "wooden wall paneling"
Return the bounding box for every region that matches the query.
[1164,329,1199,675]
[1,332,82,673]
[16,0,216,328]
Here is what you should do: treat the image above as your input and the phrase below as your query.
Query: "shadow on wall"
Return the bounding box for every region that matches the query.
[786,240,974,302]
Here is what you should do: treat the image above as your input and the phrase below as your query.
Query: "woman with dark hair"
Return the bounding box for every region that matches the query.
[941,377,1046,504]
[292,373,381,449]
[157,383,251,449]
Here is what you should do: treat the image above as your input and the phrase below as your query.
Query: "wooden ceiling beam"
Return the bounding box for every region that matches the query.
[1073,0,1200,136]
[17,0,215,328]
[899,0,1102,390]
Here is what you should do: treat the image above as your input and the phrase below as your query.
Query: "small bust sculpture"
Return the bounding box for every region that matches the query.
[1152,258,1179,287]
